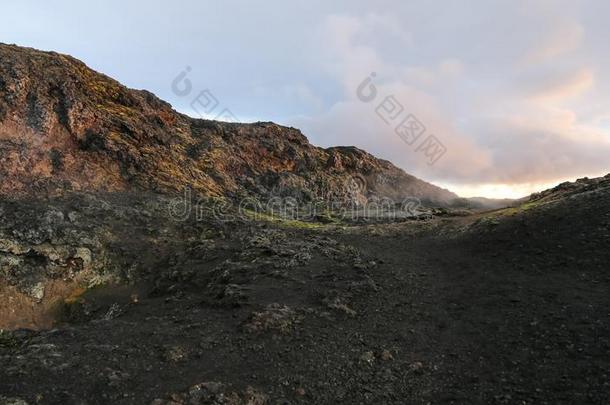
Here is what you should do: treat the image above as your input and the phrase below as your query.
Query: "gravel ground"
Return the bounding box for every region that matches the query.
[1,186,609,404]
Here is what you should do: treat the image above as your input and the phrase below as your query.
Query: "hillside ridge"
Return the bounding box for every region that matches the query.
[0,43,457,206]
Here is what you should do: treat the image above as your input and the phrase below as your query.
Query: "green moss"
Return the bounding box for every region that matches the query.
[484,199,545,219]
[282,219,326,230]
[242,209,326,229]
[315,212,339,224]
[520,201,542,210]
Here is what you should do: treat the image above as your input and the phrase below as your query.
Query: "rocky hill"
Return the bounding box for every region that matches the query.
[0,43,456,206]
[527,175,610,204]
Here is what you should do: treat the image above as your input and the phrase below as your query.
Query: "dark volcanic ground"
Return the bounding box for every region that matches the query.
[1,181,609,404]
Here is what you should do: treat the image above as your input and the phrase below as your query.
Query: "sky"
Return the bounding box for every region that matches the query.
[2,0,610,198]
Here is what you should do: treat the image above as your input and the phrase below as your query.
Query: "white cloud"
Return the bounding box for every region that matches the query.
[524,68,594,102]
[521,19,584,65]
[291,6,610,197]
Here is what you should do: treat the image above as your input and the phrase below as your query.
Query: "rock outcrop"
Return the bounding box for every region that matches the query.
[0,43,457,205]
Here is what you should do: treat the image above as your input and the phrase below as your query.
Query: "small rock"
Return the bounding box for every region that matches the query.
[102,303,124,320]
[163,345,189,363]
[410,361,424,374]
[30,282,45,301]
[360,351,375,365]
[324,296,357,316]
[244,303,301,334]
[243,386,268,405]
[380,350,394,361]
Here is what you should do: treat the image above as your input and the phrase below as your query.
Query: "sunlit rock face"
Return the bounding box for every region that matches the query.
[0,43,457,205]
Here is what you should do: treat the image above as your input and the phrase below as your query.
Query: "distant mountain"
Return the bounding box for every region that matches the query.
[525,175,610,204]
[0,43,457,205]
[462,196,515,210]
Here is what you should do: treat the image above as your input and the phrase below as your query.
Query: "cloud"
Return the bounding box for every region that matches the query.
[293,82,493,181]
[470,117,610,183]
[290,6,610,197]
[521,19,584,65]
[524,68,594,102]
